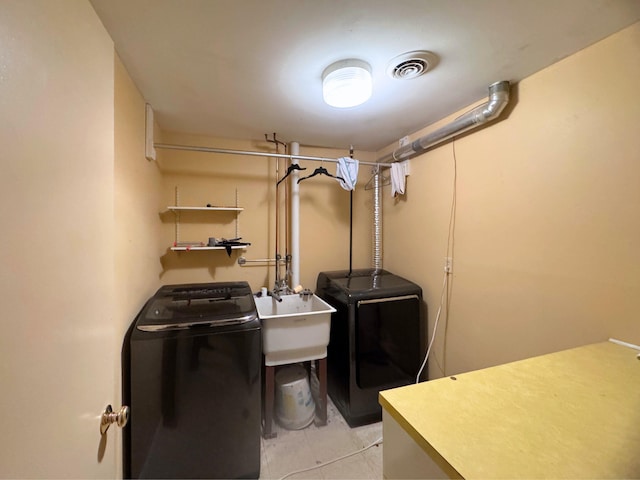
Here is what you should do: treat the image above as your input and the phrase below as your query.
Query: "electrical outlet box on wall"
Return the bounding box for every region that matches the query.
[444,257,453,273]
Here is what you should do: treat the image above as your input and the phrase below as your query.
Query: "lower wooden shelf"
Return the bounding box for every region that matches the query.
[170,245,248,251]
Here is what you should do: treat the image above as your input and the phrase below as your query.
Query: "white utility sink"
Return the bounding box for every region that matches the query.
[254,294,336,366]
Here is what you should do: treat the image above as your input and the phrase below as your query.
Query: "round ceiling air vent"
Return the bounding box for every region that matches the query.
[386,51,438,80]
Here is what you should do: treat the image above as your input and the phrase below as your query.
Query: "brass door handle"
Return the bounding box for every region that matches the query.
[100,404,129,435]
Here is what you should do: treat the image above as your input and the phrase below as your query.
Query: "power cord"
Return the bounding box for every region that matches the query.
[416,139,458,382]
[278,436,383,480]
[416,269,448,383]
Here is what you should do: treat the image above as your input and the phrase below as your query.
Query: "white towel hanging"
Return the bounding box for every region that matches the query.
[336,157,359,191]
[390,162,406,196]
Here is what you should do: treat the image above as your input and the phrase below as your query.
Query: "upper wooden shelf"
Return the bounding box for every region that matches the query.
[167,206,243,212]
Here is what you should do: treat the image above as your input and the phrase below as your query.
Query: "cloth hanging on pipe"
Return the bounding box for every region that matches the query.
[390,162,406,197]
[336,157,359,191]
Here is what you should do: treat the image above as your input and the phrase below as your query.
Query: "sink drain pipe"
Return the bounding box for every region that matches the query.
[290,141,301,287]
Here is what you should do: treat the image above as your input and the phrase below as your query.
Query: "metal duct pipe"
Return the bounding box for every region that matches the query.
[378,81,510,163]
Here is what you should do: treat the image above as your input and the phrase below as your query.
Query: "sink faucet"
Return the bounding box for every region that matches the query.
[270,279,292,302]
[269,289,283,302]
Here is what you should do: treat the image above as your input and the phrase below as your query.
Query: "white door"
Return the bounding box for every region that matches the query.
[0,1,118,478]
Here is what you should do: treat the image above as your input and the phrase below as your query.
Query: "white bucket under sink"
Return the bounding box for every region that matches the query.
[275,364,315,430]
[255,294,336,366]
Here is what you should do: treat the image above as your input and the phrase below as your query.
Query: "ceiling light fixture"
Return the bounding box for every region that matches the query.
[322,59,372,108]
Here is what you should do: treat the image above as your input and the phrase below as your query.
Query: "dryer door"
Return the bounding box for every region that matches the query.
[355,295,421,389]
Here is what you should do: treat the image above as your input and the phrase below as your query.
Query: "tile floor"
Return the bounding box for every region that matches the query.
[260,397,383,479]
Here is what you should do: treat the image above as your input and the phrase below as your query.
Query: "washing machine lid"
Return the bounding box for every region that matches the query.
[317,269,421,300]
[154,281,253,299]
[136,282,257,331]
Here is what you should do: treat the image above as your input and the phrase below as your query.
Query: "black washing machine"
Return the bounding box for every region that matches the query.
[123,282,261,479]
[316,269,424,427]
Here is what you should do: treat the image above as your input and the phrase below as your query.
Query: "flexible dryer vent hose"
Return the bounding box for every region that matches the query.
[372,169,382,272]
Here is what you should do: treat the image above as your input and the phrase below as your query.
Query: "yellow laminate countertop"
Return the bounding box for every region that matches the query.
[379,341,640,479]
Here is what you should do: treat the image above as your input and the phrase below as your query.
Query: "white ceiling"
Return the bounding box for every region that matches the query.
[90,0,640,152]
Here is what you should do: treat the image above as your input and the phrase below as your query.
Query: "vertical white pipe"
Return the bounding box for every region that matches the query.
[290,141,300,287]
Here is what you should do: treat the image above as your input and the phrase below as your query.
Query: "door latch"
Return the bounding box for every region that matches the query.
[100,404,129,435]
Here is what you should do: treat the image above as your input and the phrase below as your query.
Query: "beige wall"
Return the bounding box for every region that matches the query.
[380,23,640,378]
[114,54,164,311]
[157,133,376,291]
[113,54,164,477]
